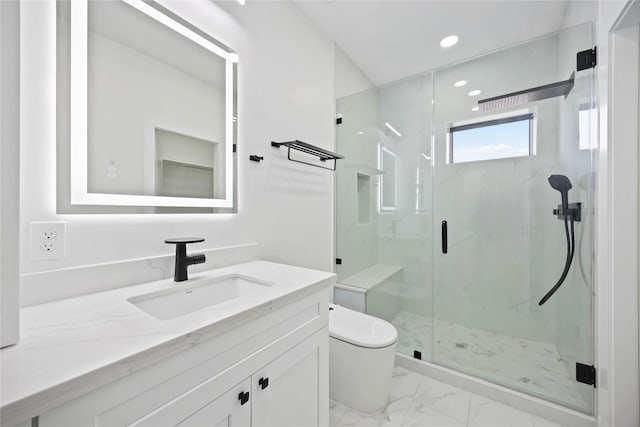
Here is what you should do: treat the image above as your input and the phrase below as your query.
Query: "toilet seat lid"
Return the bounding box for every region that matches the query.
[329,304,398,349]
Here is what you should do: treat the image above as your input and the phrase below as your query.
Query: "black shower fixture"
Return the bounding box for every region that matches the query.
[539,174,581,306]
[548,174,572,214]
[478,73,575,112]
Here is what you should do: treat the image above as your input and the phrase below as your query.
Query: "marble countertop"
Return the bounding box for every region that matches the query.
[1,260,335,424]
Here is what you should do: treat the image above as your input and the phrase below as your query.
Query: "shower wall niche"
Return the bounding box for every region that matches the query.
[335,23,595,414]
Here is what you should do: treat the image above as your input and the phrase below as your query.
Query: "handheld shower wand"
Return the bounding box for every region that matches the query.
[539,174,577,306]
[547,174,572,216]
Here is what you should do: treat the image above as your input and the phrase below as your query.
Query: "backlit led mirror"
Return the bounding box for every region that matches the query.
[65,0,237,210]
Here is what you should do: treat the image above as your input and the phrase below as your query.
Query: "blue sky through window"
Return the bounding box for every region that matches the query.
[451,118,531,163]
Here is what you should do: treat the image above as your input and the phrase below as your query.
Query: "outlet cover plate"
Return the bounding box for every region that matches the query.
[31,222,66,261]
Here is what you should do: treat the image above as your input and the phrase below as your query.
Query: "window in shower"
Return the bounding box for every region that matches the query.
[449,112,533,163]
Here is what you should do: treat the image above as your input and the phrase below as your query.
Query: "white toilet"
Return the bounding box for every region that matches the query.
[328,304,398,414]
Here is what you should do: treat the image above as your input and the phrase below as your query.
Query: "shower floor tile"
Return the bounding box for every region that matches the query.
[331,367,569,427]
[390,311,588,411]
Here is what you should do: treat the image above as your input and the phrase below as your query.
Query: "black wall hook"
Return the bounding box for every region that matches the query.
[249,155,264,162]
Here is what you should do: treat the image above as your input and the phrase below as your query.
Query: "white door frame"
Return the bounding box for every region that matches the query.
[595,0,640,426]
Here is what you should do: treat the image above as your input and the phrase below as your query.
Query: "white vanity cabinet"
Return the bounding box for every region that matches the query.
[251,330,322,427]
[36,289,329,427]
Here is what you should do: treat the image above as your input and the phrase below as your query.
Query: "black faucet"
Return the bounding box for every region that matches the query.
[165,238,206,282]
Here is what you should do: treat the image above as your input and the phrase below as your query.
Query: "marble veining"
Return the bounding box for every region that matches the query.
[390,311,588,411]
[331,367,567,427]
[1,260,335,425]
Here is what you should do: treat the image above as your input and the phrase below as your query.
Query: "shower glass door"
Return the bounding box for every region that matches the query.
[335,22,596,414]
[431,24,595,413]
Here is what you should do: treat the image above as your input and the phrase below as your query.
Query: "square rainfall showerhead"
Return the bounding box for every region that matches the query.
[478,72,575,112]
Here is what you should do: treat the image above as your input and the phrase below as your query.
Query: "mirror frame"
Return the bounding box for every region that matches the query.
[70,0,236,208]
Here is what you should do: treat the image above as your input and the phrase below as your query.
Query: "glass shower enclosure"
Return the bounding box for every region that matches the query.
[335,24,595,413]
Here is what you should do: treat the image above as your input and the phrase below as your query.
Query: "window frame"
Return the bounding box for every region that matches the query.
[448,111,535,164]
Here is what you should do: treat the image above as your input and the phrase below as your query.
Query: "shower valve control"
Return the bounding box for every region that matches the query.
[553,202,582,222]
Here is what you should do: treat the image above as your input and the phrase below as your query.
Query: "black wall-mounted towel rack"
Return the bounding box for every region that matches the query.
[271,140,344,171]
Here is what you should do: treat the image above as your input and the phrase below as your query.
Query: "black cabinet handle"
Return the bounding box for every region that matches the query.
[238,391,250,405]
[258,377,269,390]
[442,220,448,254]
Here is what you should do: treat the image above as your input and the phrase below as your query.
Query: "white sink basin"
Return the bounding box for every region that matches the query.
[128,274,273,320]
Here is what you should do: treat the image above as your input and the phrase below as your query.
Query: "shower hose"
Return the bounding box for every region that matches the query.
[538,213,575,305]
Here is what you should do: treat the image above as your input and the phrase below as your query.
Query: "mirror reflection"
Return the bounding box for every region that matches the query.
[66,0,236,209]
[379,145,396,212]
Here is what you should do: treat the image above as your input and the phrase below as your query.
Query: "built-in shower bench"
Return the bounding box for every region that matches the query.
[334,264,403,315]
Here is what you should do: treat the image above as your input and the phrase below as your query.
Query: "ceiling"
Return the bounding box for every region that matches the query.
[295,1,574,86]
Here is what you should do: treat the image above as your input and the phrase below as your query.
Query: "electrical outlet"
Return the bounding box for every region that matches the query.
[43,230,57,240]
[41,242,55,252]
[31,222,66,261]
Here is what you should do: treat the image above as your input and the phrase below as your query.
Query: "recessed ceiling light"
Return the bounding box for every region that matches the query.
[471,106,479,112]
[454,80,467,87]
[468,90,482,97]
[357,131,364,135]
[440,35,459,48]
[385,122,402,137]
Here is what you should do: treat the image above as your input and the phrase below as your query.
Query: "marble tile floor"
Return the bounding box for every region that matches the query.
[330,366,568,427]
[390,311,588,411]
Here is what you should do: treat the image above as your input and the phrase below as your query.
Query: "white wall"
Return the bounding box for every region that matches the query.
[562,0,598,29]
[334,44,374,99]
[19,0,334,304]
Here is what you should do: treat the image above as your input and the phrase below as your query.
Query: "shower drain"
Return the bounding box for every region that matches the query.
[455,342,468,349]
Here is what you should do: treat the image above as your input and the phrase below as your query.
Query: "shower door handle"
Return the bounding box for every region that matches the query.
[442,220,448,254]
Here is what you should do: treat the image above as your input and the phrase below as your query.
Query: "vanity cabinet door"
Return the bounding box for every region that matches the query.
[175,379,251,427]
[131,378,251,427]
[251,328,328,427]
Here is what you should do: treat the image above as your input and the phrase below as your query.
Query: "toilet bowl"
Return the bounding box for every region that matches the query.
[329,304,398,414]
